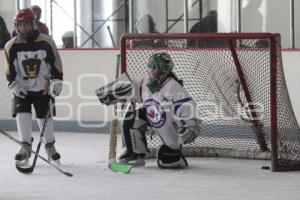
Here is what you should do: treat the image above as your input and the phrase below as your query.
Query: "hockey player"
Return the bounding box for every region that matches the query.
[96,52,201,168]
[30,5,49,35]
[4,8,63,165]
[12,5,49,37]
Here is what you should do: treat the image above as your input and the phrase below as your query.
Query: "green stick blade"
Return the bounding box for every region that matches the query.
[109,161,132,174]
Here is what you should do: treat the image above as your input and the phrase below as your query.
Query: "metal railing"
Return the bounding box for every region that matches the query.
[14,0,299,49]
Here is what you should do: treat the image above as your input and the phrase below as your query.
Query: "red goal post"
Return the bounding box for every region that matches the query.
[120,32,300,172]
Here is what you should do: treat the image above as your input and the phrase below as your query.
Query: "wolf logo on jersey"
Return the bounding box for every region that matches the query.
[22,54,41,80]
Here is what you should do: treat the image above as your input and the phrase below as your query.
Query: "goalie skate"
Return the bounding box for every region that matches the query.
[118,151,145,167]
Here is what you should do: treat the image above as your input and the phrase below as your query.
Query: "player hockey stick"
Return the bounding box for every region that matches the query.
[107,54,132,174]
[15,100,55,174]
[0,129,73,177]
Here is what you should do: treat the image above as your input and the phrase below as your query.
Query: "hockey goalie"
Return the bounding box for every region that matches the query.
[95,52,201,169]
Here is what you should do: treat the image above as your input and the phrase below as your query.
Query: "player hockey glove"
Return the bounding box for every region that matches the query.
[49,79,63,97]
[8,81,28,98]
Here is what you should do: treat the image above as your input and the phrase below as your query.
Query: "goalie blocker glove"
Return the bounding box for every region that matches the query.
[8,81,28,98]
[95,73,133,106]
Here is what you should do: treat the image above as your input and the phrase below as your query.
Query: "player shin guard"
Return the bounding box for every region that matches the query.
[16,113,32,144]
[37,118,60,162]
[37,118,55,144]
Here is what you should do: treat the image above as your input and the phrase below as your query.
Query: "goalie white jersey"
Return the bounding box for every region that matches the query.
[130,75,199,149]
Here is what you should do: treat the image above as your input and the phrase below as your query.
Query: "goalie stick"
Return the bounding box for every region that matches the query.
[107,54,132,174]
[108,118,132,173]
[0,129,73,177]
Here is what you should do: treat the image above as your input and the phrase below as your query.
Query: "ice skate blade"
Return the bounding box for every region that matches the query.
[53,159,61,165]
[119,159,145,167]
[48,159,61,166]
[15,159,29,166]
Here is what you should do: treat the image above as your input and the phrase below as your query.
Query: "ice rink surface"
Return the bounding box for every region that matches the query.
[1,131,300,200]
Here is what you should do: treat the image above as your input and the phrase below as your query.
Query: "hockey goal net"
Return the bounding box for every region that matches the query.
[120,33,300,171]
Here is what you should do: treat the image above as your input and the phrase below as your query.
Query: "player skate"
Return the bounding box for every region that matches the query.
[45,141,61,164]
[15,142,32,166]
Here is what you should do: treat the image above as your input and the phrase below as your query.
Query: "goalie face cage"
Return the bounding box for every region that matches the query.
[120,33,300,172]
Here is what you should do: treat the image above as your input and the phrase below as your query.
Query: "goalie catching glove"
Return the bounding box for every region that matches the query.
[95,73,133,106]
[174,119,201,144]
[8,81,28,98]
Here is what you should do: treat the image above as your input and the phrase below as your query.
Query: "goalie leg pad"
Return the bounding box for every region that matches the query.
[119,106,148,165]
[130,109,148,154]
[121,105,148,151]
[156,145,188,169]
[119,107,148,166]
[130,128,147,154]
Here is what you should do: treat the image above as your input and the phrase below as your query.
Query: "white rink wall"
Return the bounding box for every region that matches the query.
[0,49,300,129]
[0,49,118,132]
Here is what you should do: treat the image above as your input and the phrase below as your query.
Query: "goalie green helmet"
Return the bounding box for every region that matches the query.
[147,52,174,92]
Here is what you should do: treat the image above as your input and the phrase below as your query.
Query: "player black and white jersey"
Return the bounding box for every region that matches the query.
[5,31,63,93]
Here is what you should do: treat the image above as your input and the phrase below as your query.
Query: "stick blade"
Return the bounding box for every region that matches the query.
[15,164,34,174]
[109,161,132,174]
[63,172,74,177]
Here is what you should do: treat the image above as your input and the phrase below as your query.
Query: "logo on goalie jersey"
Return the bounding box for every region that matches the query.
[144,99,166,128]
